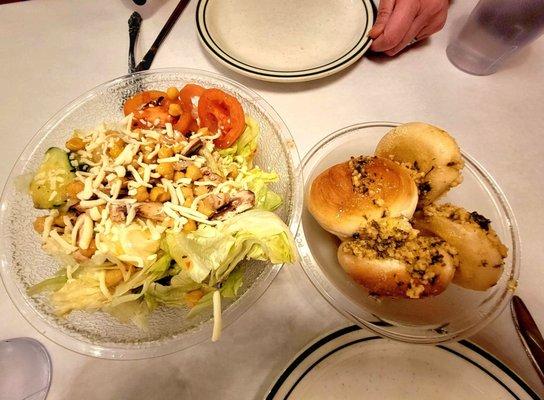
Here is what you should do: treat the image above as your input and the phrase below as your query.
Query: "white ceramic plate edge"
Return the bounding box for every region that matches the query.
[196,0,377,82]
[265,325,540,400]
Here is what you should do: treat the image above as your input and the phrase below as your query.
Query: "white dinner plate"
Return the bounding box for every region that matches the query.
[266,326,539,399]
[196,0,376,82]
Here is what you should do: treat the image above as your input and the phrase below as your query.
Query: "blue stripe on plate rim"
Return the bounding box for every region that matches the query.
[195,0,377,81]
[265,325,540,400]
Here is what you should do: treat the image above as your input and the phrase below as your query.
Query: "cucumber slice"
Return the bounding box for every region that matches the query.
[29,147,75,209]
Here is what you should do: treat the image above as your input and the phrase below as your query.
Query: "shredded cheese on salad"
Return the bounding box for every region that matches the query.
[27,84,296,341]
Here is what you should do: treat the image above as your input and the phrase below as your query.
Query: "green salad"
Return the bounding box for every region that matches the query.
[28,85,296,341]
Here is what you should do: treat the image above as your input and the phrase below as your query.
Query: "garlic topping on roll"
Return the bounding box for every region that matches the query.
[375,122,463,207]
[308,156,418,238]
[414,203,507,291]
[338,218,458,299]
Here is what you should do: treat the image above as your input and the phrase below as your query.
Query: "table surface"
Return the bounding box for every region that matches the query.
[1,0,543,398]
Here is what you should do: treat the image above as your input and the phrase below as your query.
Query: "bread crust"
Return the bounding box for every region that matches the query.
[338,234,457,299]
[375,122,463,207]
[413,204,507,291]
[308,156,418,238]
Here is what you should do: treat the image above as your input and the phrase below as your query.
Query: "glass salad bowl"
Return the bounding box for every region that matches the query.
[296,122,520,344]
[0,68,302,359]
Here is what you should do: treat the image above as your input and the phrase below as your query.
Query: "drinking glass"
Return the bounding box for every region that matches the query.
[447,0,544,75]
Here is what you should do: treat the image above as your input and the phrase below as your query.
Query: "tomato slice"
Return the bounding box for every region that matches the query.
[176,84,205,134]
[179,84,205,112]
[123,90,167,115]
[173,111,193,134]
[188,119,200,133]
[124,90,174,128]
[139,107,173,128]
[198,89,245,149]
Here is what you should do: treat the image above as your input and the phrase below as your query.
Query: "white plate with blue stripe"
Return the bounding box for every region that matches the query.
[266,326,539,399]
[196,0,376,82]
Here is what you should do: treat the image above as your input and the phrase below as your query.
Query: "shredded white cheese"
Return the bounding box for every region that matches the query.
[66,264,77,280]
[114,165,126,177]
[89,207,102,221]
[166,203,217,225]
[142,164,152,184]
[110,198,137,204]
[49,230,78,253]
[34,110,250,307]
[214,181,242,194]
[79,198,107,209]
[211,290,222,342]
[41,210,59,240]
[98,270,113,300]
[71,214,85,245]
[92,166,106,189]
[125,204,137,226]
[110,179,122,199]
[162,179,179,206]
[114,143,139,166]
[77,176,94,200]
[191,193,212,209]
[167,203,207,219]
[147,143,161,160]
[79,157,100,167]
[194,180,218,187]
[48,191,58,202]
[162,204,187,224]
[175,186,186,205]
[142,129,160,140]
[145,219,165,240]
[106,173,117,182]
[123,113,133,131]
[95,190,112,202]
[63,216,74,231]
[190,127,210,140]
[165,123,174,138]
[101,207,110,224]
[78,214,94,250]
[118,254,144,269]
[157,156,179,163]
[127,165,151,188]
[203,131,222,141]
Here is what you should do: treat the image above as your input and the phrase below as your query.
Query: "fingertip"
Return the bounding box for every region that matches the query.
[368,25,383,39]
[370,36,392,52]
[372,32,403,52]
[370,40,383,52]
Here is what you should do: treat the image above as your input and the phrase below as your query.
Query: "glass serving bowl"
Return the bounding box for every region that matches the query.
[0,68,302,359]
[296,122,519,344]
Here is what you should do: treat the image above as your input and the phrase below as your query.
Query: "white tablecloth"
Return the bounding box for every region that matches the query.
[1,0,543,398]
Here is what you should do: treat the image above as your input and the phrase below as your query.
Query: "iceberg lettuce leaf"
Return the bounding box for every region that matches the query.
[218,116,259,165]
[166,210,296,286]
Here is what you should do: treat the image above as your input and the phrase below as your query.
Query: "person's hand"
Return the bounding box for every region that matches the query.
[369,0,449,56]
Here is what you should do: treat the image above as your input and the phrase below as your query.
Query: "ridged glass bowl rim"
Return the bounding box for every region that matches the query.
[295,121,520,344]
[0,68,303,359]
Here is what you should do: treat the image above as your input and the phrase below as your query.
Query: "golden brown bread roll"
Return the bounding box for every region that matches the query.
[375,122,464,207]
[308,156,418,238]
[337,218,458,298]
[413,203,507,291]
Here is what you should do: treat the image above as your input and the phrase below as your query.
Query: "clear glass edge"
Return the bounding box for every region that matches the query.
[0,68,303,359]
[295,121,520,344]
